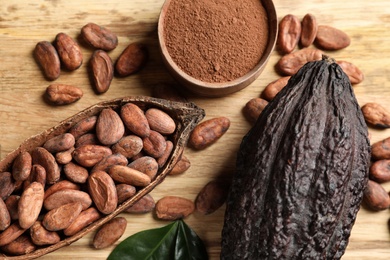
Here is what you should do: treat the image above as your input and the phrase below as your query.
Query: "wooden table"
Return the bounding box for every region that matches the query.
[1,0,389,259]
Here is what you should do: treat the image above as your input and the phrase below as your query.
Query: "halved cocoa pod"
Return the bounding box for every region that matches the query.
[0,96,204,259]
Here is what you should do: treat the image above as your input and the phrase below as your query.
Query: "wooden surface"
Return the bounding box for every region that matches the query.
[0,0,390,259]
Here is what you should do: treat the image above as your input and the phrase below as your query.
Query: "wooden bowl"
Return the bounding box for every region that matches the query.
[157,0,278,97]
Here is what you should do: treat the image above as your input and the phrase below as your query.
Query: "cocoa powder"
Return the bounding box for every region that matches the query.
[163,0,269,83]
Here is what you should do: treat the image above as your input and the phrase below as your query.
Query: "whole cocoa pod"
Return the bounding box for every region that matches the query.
[221,57,370,259]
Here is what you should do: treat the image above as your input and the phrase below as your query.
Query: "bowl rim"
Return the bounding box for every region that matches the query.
[157,0,278,96]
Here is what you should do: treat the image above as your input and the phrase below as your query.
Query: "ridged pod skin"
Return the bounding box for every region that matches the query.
[221,57,371,259]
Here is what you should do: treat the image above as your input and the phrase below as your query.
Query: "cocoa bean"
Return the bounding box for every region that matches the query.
[96,108,125,145]
[195,180,229,215]
[12,151,32,182]
[142,130,167,158]
[120,102,151,138]
[277,14,301,54]
[32,147,60,184]
[45,84,83,105]
[89,50,114,94]
[44,189,92,211]
[5,195,19,220]
[81,22,118,51]
[0,198,11,231]
[261,76,291,101]
[369,159,390,183]
[43,133,75,153]
[72,144,113,168]
[30,220,61,245]
[124,194,155,214]
[363,180,390,211]
[0,235,36,256]
[155,196,195,220]
[54,32,83,71]
[111,135,143,159]
[18,182,44,229]
[0,172,15,200]
[109,165,151,187]
[315,25,350,50]
[42,202,83,231]
[243,97,269,124]
[92,217,127,249]
[169,154,191,175]
[63,162,89,184]
[128,156,159,180]
[55,147,75,164]
[300,13,318,47]
[63,207,101,236]
[371,137,390,160]
[145,108,176,135]
[69,116,97,139]
[361,103,390,128]
[115,42,148,76]
[44,180,80,200]
[91,153,128,173]
[0,223,27,247]
[33,41,60,81]
[336,60,364,85]
[88,171,118,214]
[116,184,136,204]
[157,140,173,168]
[189,117,230,150]
[276,48,323,76]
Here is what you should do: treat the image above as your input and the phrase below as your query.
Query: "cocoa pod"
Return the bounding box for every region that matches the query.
[361,102,390,128]
[261,76,291,101]
[243,97,269,124]
[124,194,155,214]
[128,156,159,180]
[89,50,114,94]
[363,180,390,211]
[54,32,83,71]
[18,182,44,229]
[115,42,148,76]
[142,130,167,158]
[369,159,390,183]
[120,102,151,138]
[12,151,32,182]
[277,14,301,54]
[315,25,350,50]
[33,41,60,81]
[88,171,118,214]
[44,189,92,211]
[92,217,127,249]
[336,60,364,85]
[300,13,318,47]
[0,235,36,256]
[195,180,229,215]
[109,165,151,187]
[145,108,176,135]
[276,48,323,76]
[43,133,75,154]
[155,196,195,220]
[45,84,83,105]
[189,117,230,150]
[30,220,61,246]
[43,202,83,231]
[63,207,101,236]
[96,108,125,145]
[81,22,118,51]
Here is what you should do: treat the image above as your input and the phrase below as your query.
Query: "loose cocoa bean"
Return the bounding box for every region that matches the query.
[189,117,230,150]
[43,133,76,154]
[18,182,44,229]
[145,108,176,135]
[69,116,97,139]
[315,25,350,50]
[125,194,155,214]
[142,130,167,158]
[111,135,143,159]
[363,180,390,211]
[115,42,148,76]
[261,76,291,101]
[30,220,61,246]
[89,50,114,94]
[92,217,127,249]
[32,147,60,184]
[277,14,301,54]
[109,165,151,187]
[96,108,125,145]
[120,103,151,138]
[88,171,118,214]
[155,196,195,220]
[195,180,229,215]
[63,162,89,183]
[91,153,128,173]
[336,60,364,85]
[169,154,191,175]
[81,22,118,51]
[116,184,137,204]
[0,198,11,231]
[0,235,36,256]
[361,103,390,128]
[371,137,390,160]
[276,48,323,76]
[300,13,318,47]
[44,180,80,200]
[12,151,32,182]
[128,156,159,179]
[54,32,83,71]
[33,41,61,81]
[72,144,113,168]
[369,159,390,183]
[63,207,101,236]
[45,84,83,105]
[44,189,92,211]
[43,202,83,231]
[243,97,269,124]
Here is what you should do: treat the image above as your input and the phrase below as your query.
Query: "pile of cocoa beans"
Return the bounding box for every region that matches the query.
[34,22,148,106]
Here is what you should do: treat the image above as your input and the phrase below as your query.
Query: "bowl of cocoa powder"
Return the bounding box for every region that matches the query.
[158,0,277,97]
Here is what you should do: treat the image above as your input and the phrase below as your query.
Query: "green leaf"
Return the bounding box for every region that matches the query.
[107,220,209,260]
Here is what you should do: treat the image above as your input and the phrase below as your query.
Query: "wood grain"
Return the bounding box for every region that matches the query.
[0,0,389,259]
